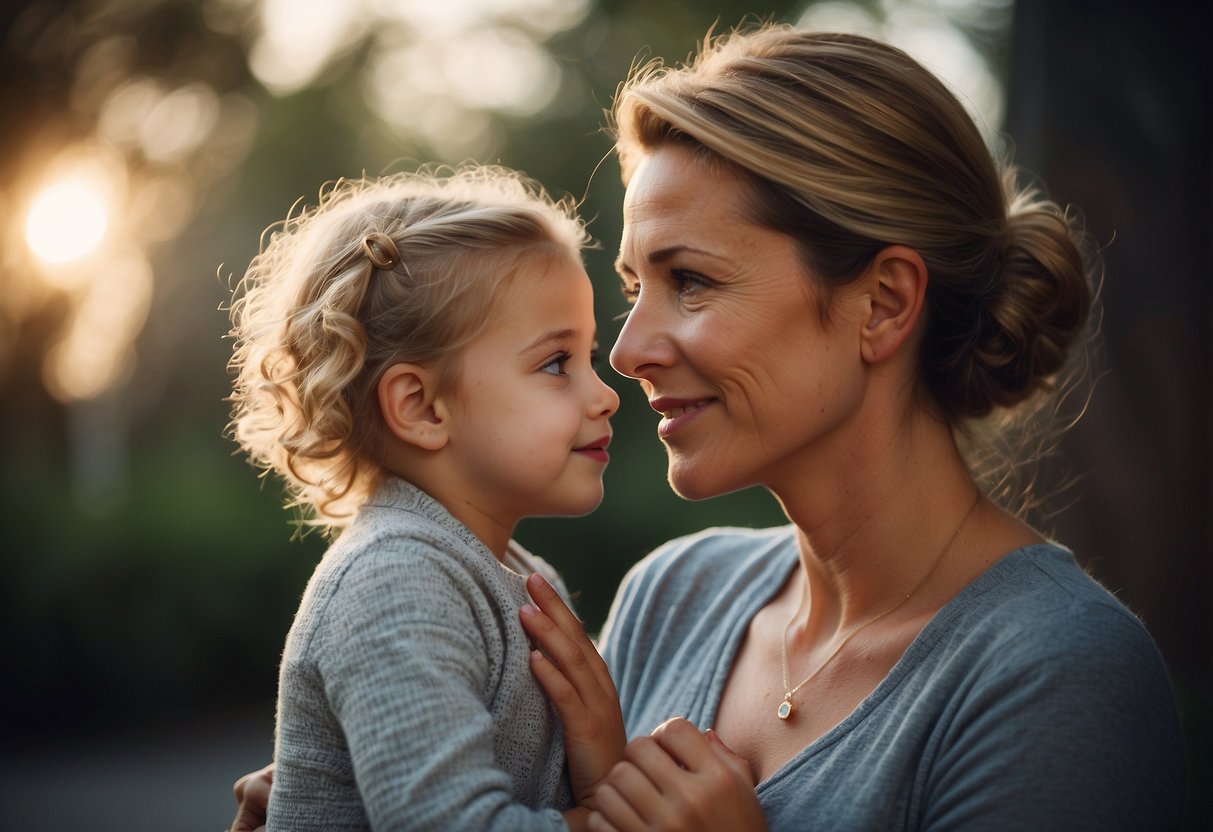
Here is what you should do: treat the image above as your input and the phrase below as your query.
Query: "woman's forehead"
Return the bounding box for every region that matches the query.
[618,146,762,267]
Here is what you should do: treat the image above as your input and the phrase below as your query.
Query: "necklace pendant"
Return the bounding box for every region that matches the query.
[777,699,793,720]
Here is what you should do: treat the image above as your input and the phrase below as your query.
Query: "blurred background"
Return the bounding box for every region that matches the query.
[0,0,1207,829]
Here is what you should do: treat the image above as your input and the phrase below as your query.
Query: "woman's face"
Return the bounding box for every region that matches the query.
[610,144,869,500]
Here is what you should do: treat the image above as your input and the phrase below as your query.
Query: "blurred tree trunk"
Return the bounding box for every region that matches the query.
[1005,2,1211,684]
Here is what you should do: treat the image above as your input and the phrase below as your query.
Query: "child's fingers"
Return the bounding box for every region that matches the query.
[525,573,588,639]
[638,722,764,830]
[591,771,653,832]
[622,731,689,786]
[229,763,274,832]
[529,649,588,719]
[524,575,615,694]
[594,746,683,831]
[519,602,606,707]
[649,717,712,773]
[704,729,757,787]
[528,622,627,800]
[522,593,628,799]
[586,808,626,832]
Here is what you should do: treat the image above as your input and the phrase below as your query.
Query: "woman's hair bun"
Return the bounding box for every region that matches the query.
[957,199,1092,418]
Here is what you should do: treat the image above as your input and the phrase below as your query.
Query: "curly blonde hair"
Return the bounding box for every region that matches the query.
[227,165,589,532]
[613,24,1098,517]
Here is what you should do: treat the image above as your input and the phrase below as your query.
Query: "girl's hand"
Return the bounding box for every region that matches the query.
[520,573,626,805]
[228,762,273,832]
[588,718,766,832]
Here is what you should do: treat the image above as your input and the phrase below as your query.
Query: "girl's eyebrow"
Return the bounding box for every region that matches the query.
[525,329,576,353]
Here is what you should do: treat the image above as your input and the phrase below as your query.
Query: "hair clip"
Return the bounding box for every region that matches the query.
[362,232,400,271]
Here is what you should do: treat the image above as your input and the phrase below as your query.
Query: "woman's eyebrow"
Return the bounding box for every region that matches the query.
[615,244,725,276]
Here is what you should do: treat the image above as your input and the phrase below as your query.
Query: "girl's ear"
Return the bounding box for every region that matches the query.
[859,245,928,364]
[377,363,450,451]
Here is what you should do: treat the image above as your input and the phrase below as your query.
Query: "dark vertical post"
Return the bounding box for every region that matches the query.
[1005,0,1211,715]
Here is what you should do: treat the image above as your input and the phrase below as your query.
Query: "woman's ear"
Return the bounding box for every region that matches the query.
[377,363,450,451]
[859,245,928,364]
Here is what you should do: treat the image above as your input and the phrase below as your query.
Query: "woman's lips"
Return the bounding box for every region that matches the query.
[648,397,716,440]
[573,435,611,463]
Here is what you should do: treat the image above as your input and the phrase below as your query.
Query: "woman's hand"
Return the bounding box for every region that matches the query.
[588,718,765,832]
[520,572,626,805]
[228,762,273,832]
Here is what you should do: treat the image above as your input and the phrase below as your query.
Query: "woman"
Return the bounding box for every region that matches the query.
[233,24,1185,831]
[528,23,1184,831]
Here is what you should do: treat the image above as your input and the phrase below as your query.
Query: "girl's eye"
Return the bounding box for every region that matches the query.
[540,352,571,376]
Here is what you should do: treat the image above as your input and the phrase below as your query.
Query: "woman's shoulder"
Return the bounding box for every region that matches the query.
[622,524,798,593]
[912,544,1186,824]
[604,525,798,633]
[599,525,798,681]
[962,544,1145,625]
[942,543,1172,680]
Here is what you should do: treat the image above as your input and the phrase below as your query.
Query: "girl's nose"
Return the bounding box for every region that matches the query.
[591,371,620,418]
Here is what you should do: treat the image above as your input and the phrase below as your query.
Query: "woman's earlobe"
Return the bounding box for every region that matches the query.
[860,245,928,364]
[377,363,449,451]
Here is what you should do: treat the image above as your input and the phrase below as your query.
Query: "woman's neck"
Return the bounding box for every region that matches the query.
[770,405,981,636]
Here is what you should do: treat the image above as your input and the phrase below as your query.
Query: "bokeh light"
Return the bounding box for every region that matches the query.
[25,172,111,266]
[798,0,1011,139]
[41,249,153,402]
[249,0,358,94]
[244,0,590,157]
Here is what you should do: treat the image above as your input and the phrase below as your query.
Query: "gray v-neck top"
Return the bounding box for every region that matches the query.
[599,526,1185,830]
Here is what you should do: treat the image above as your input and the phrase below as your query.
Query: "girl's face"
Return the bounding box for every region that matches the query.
[442,251,619,538]
[610,144,868,501]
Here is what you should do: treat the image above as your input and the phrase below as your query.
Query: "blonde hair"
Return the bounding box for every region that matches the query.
[227,165,589,532]
[613,24,1096,516]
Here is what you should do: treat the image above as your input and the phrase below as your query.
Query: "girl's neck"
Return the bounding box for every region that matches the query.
[382,459,517,562]
[445,499,515,562]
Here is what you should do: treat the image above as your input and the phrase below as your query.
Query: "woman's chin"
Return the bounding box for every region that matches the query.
[667,464,736,502]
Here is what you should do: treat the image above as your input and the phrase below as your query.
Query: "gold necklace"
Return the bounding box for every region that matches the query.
[776,491,981,721]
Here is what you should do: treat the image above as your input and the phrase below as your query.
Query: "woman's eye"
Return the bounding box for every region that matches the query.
[672,269,709,294]
[540,352,571,375]
[614,282,639,321]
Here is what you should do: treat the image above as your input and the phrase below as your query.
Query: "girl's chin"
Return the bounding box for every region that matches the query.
[564,487,605,516]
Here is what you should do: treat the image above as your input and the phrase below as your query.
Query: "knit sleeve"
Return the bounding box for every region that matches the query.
[317,542,568,832]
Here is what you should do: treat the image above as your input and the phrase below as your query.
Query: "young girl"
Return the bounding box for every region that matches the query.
[227,166,625,830]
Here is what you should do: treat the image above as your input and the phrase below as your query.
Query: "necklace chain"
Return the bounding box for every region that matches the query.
[776,490,981,721]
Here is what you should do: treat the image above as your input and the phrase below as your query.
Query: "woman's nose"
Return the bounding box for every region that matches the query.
[609,300,672,381]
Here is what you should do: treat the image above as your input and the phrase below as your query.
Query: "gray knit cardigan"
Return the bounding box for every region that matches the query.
[267,477,573,831]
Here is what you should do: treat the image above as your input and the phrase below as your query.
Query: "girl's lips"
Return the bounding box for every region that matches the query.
[573,435,611,463]
[648,397,716,440]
